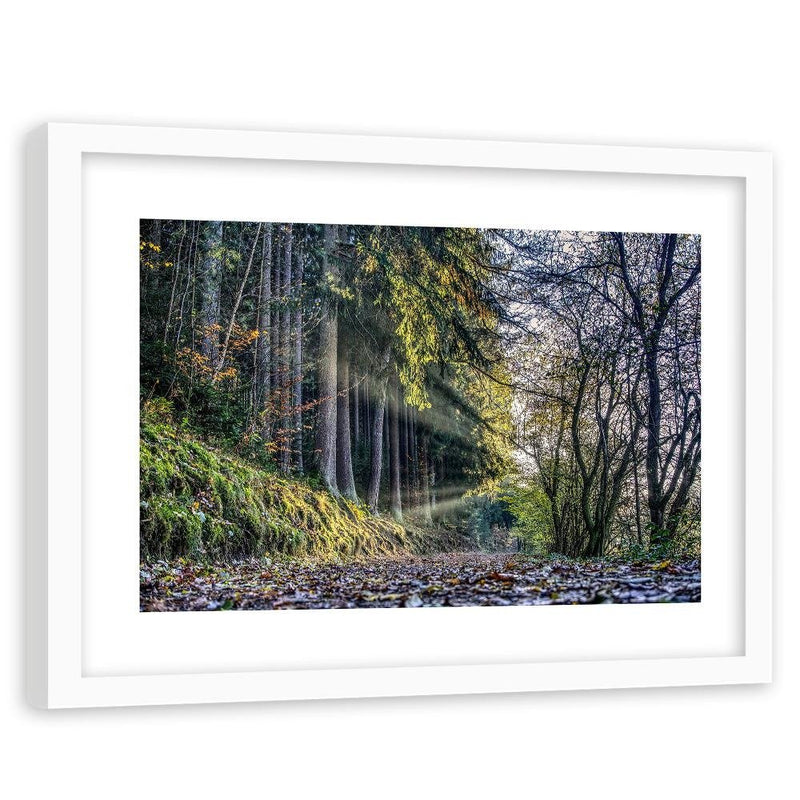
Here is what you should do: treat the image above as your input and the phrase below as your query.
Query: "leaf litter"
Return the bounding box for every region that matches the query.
[140,553,701,611]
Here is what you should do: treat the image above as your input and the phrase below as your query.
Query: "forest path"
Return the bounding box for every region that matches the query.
[140,552,701,611]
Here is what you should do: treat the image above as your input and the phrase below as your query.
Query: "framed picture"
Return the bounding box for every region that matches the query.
[26,124,772,708]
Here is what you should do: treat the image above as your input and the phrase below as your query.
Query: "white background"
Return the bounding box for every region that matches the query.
[2,2,795,798]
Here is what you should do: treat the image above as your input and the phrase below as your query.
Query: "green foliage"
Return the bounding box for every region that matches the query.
[619,518,701,562]
[463,492,514,549]
[501,482,554,555]
[355,225,500,410]
[140,402,454,561]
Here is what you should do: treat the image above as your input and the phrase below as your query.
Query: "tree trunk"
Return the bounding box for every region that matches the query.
[313,224,339,494]
[173,221,198,355]
[410,406,420,510]
[198,221,223,371]
[292,234,304,473]
[429,450,437,516]
[401,399,410,508]
[279,224,293,473]
[644,346,664,544]
[214,222,262,381]
[336,354,358,502]
[366,376,389,513]
[163,221,187,348]
[388,376,403,522]
[256,224,273,436]
[270,230,281,402]
[365,386,371,456]
[353,373,360,450]
[418,431,432,524]
[366,347,391,512]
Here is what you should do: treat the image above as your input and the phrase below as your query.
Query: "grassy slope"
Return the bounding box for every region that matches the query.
[140,416,461,561]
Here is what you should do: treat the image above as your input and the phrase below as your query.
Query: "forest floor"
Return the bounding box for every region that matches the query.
[140,552,701,611]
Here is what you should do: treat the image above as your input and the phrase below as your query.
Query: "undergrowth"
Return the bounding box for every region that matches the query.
[140,405,458,561]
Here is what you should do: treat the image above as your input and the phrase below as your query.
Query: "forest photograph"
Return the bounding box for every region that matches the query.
[139,220,701,611]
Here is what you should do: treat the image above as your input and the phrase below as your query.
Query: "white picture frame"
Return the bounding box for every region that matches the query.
[26,123,772,708]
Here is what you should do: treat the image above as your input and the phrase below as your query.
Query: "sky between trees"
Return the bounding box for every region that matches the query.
[140,221,701,558]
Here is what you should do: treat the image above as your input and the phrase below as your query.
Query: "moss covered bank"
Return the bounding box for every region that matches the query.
[140,414,461,561]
